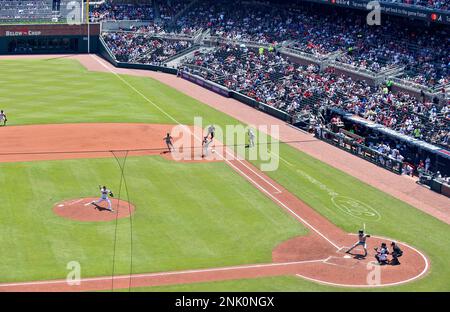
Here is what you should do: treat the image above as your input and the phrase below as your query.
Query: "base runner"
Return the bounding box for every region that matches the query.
[91,185,114,212]
[346,229,371,257]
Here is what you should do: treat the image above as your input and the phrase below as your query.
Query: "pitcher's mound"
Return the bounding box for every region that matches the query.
[53,197,135,222]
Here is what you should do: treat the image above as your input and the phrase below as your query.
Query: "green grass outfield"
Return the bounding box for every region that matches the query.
[0,58,449,291]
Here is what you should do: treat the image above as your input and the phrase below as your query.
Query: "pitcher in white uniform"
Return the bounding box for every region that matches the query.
[91,185,114,212]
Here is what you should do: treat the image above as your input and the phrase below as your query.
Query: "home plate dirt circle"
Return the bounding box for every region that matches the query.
[53,197,135,222]
[273,234,429,287]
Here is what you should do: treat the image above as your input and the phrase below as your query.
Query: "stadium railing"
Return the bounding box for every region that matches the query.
[315,127,404,174]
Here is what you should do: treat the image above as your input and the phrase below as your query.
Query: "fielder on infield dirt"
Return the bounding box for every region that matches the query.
[163,133,174,152]
[90,185,114,212]
[346,229,371,257]
[202,136,212,158]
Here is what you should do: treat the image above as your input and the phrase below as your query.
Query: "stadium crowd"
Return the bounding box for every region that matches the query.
[90,2,154,21]
[0,0,53,21]
[380,0,450,10]
[97,1,449,87]
[102,31,192,64]
[182,44,449,149]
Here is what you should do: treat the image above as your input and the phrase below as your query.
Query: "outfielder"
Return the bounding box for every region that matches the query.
[0,110,7,126]
[346,229,370,257]
[91,185,114,212]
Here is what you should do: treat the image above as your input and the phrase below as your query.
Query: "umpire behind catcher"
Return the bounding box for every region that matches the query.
[390,241,403,265]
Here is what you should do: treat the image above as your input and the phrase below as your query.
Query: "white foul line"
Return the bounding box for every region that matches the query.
[0,258,327,288]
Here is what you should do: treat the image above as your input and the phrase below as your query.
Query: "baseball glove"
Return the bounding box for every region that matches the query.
[109,192,114,197]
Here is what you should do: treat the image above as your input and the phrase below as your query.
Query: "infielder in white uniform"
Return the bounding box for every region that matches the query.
[0,110,7,126]
[91,185,114,212]
[202,136,212,158]
[248,128,255,147]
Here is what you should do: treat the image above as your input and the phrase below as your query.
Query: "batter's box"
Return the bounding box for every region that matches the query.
[323,256,359,268]
[336,246,351,254]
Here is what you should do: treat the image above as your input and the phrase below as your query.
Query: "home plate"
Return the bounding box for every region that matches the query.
[344,255,352,259]
[58,204,64,207]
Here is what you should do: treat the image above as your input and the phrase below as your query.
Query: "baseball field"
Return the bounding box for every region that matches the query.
[0,56,449,291]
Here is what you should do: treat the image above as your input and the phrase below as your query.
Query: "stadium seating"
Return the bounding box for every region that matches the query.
[102,31,192,65]
[379,0,450,11]
[0,0,54,21]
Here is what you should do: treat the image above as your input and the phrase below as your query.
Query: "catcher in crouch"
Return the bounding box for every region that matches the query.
[346,229,371,257]
[90,185,114,212]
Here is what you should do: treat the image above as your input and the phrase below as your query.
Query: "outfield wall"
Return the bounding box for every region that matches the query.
[0,24,100,54]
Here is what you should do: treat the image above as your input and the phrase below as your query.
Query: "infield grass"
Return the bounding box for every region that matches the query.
[0,58,449,291]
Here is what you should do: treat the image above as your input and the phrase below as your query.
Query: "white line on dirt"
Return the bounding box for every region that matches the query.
[0,258,327,288]
[293,234,430,288]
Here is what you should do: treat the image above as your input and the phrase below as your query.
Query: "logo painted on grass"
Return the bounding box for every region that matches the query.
[295,169,380,221]
[331,196,381,221]
[66,261,81,286]
[366,261,382,286]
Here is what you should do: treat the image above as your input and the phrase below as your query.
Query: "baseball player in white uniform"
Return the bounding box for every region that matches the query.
[0,110,7,126]
[202,136,212,158]
[91,185,114,212]
[248,128,255,147]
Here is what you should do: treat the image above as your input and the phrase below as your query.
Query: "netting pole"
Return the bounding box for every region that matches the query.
[87,0,90,54]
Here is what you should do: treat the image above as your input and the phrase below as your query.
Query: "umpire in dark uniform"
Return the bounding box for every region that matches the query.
[390,241,403,265]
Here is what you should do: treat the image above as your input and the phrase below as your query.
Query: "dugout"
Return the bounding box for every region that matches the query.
[0,24,100,54]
